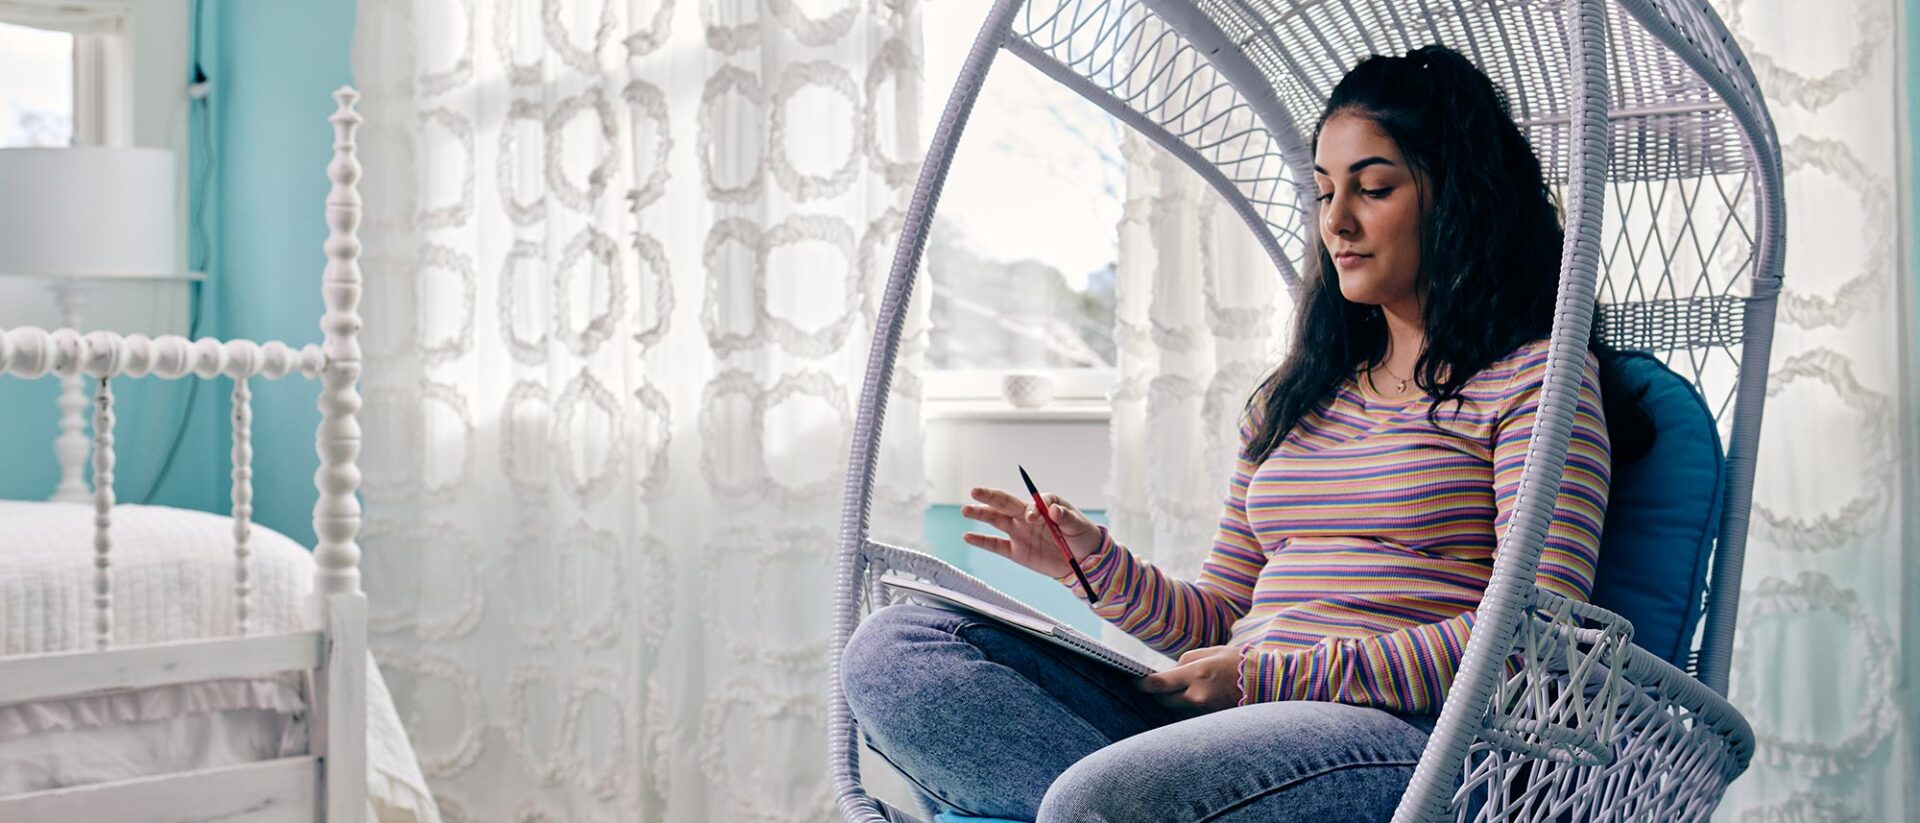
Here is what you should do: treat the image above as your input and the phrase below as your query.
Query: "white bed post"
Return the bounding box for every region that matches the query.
[232,376,254,635]
[91,374,115,650]
[312,86,367,823]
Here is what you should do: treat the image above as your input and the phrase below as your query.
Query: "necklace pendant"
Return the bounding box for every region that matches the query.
[1396,378,1408,393]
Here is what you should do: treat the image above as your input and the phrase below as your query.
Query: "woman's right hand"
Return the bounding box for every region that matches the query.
[960,486,1104,579]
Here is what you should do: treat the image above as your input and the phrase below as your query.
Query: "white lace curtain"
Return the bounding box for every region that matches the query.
[352,1,927,819]
[1108,2,1912,820]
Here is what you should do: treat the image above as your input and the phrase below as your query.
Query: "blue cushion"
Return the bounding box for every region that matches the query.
[1588,351,1724,668]
[935,815,1022,823]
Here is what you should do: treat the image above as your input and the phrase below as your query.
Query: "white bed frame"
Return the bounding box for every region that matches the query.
[0,88,368,823]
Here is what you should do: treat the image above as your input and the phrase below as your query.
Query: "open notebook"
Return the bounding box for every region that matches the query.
[879,572,1163,677]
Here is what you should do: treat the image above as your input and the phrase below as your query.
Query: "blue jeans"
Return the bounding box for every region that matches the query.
[842,604,1436,822]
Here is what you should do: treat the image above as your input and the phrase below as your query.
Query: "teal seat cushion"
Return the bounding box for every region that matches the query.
[1588,351,1725,668]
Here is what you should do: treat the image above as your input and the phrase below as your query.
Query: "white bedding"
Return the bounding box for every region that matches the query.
[0,500,439,822]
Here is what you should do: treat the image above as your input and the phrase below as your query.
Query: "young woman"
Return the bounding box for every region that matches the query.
[842,45,1647,822]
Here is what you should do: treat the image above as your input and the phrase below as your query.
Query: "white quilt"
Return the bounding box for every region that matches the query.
[0,500,439,822]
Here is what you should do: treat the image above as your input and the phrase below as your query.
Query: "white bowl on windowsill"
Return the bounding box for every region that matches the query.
[1001,372,1056,409]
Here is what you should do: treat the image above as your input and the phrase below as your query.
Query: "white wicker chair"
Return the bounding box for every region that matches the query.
[831,1,1782,821]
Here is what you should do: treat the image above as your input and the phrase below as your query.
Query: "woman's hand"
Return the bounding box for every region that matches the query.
[1138,646,1245,713]
[960,486,1103,579]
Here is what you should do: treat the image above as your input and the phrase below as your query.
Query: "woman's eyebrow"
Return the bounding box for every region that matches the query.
[1312,156,1398,175]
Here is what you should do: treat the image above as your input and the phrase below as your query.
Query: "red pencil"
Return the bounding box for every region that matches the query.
[1019,465,1098,605]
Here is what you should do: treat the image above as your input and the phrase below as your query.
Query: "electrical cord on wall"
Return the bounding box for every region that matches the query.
[140,0,211,505]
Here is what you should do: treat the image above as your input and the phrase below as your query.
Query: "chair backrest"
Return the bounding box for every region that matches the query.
[1590,351,1725,670]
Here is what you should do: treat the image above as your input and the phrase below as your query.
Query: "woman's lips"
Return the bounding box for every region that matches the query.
[1335,252,1371,267]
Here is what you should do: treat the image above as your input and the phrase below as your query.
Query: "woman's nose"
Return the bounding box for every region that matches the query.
[1322,194,1357,238]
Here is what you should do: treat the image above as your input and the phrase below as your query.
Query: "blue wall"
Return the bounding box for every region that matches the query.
[0,338,207,505]
[0,381,65,499]
[197,0,357,547]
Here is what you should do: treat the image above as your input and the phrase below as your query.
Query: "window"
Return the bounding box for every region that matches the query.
[920,2,1121,378]
[0,21,74,147]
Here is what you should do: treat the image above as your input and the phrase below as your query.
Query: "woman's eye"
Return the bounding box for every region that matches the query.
[1316,192,1333,203]
[1362,187,1392,199]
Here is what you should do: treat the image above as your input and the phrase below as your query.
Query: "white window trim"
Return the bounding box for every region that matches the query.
[72,26,133,146]
[0,1,133,147]
[0,1,127,34]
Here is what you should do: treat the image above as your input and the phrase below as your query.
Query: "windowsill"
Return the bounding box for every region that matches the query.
[923,399,1112,423]
[923,368,1117,424]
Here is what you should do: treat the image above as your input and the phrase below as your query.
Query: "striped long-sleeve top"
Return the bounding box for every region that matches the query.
[1058,339,1610,713]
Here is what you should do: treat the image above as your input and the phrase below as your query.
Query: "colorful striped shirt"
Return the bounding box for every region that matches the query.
[1059,339,1610,713]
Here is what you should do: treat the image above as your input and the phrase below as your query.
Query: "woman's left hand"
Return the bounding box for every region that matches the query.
[1138,645,1245,713]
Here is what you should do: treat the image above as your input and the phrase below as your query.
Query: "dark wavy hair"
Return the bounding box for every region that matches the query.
[1243,44,1652,464]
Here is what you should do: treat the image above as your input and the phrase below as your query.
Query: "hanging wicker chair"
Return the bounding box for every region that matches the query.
[831,1,1782,820]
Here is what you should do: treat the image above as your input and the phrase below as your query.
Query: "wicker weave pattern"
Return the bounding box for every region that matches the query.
[1451,592,1752,821]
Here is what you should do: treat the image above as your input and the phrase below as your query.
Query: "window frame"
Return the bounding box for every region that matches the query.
[71,26,133,146]
[0,6,130,148]
[921,367,1117,425]
[915,0,1124,410]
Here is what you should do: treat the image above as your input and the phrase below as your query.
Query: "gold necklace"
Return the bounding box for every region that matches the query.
[1373,362,1412,394]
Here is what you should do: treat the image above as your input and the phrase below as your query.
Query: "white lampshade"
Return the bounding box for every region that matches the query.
[0,147,176,278]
